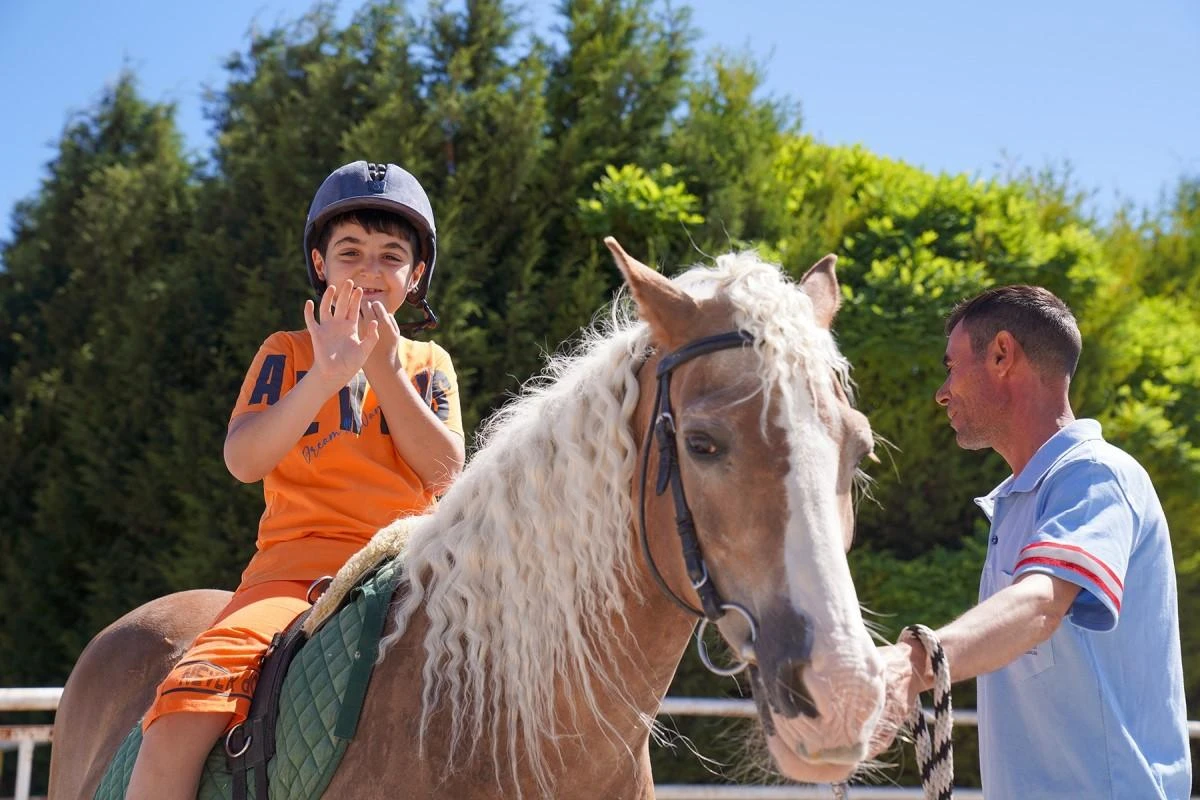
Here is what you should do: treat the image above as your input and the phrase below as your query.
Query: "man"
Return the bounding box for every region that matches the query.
[879,285,1191,798]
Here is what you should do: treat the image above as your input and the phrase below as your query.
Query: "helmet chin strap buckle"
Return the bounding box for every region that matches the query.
[396,298,439,333]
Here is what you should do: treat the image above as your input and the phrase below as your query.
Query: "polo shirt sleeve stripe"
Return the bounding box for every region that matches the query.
[1019,456,1135,631]
[1016,543,1123,611]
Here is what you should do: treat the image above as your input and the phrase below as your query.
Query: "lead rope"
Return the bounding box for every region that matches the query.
[831,624,953,800]
[905,624,954,800]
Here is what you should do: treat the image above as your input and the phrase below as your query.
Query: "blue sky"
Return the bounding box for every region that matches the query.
[1,0,1197,242]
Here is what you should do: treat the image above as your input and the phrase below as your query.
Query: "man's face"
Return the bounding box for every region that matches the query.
[935,321,1000,450]
[312,221,424,315]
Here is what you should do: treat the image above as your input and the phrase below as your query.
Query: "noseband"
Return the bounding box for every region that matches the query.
[638,330,760,676]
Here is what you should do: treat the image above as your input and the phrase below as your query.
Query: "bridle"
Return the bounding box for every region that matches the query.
[637,329,760,677]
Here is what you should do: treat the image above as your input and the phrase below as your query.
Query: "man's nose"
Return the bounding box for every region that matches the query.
[934,381,950,406]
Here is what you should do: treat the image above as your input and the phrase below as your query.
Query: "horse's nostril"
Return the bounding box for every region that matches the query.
[779,661,819,719]
[756,660,820,720]
[750,658,819,721]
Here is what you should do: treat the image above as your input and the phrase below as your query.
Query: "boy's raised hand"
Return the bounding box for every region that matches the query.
[303,279,380,389]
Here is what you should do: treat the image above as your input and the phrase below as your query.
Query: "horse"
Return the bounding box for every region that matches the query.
[49,237,885,799]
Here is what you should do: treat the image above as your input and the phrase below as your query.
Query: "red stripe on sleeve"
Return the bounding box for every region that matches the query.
[1018,541,1123,590]
[1015,556,1122,611]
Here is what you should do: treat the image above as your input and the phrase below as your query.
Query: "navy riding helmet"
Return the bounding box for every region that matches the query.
[303,161,439,330]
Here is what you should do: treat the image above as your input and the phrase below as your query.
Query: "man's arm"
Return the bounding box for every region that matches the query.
[908,571,1080,688]
[873,572,1079,753]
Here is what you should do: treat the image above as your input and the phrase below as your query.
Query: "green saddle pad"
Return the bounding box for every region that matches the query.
[95,561,402,800]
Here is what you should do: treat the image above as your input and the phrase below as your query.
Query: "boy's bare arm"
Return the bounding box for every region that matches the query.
[225,281,380,483]
[362,300,465,493]
[224,369,346,482]
[367,363,465,492]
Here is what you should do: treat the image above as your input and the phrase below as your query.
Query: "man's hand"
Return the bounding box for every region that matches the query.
[303,280,380,389]
[868,641,928,758]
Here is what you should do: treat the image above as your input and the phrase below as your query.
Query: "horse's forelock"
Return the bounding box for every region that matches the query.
[676,252,852,431]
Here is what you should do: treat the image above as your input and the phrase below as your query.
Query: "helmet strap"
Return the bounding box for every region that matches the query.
[396,298,439,333]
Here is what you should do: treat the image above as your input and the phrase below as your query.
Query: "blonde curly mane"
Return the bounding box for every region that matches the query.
[354,252,849,796]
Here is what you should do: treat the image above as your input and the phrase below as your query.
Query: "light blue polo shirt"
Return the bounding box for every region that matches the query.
[974,419,1191,799]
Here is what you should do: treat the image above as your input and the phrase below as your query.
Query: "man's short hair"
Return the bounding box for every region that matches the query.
[945,285,1082,378]
[313,209,421,262]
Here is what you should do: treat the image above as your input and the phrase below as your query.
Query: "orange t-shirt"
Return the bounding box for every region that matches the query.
[231,330,463,587]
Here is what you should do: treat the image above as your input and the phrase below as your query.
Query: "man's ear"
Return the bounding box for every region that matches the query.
[989,331,1019,377]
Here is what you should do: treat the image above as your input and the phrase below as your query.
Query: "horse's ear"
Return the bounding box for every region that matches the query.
[801,254,840,330]
[605,236,697,344]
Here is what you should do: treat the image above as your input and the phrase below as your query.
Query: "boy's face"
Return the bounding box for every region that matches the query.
[311,221,425,315]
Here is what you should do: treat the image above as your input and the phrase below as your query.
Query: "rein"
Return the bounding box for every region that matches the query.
[637,329,759,676]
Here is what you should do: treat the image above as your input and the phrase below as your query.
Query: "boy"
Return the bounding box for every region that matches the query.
[127,161,465,799]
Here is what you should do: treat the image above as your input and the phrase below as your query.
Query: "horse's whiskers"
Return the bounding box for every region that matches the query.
[853,467,881,511]
[857,610,894,645]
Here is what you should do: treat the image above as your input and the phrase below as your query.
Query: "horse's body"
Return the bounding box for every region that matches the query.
[50,239,886,799]
[50,590,232,795]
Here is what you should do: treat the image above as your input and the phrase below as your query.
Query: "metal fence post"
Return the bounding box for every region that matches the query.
[15,738,34,800]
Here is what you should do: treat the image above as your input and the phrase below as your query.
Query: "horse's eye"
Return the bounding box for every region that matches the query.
[685,432,720,458]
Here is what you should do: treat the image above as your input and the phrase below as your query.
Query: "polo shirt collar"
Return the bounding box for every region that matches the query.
[974,418,1103,516]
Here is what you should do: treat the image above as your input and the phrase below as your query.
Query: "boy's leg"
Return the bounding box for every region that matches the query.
[126,711,232,800]
[126,580,311,799]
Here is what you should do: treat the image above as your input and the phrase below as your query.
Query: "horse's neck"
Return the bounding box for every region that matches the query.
[338,559,694,798]
[606,574,699,709]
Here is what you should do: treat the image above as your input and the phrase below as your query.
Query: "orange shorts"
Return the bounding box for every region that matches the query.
[142,580,313,733]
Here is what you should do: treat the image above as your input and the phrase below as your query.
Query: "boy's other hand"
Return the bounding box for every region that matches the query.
[303,279,380,389]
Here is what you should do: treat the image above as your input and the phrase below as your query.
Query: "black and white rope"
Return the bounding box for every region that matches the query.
[830,624,953,800]
[904,623,954,800]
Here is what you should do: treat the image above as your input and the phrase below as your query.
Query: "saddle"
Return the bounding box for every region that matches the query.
[94,559,403,800]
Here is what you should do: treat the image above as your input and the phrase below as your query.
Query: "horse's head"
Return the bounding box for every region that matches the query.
[607,237,884,783]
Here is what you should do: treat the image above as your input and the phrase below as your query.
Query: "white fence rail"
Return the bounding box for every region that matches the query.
[3,688,1197,799]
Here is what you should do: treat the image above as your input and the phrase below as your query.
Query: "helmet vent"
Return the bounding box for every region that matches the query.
[366,162,387,190]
